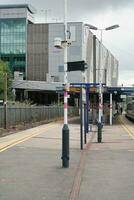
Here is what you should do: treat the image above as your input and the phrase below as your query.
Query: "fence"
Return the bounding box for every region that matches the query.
[0,106,78,128]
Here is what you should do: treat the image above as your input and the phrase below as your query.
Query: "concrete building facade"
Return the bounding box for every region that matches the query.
[27,24,48,81]
[46,22,118,86]
[0,4,119,104]
[0,4,35,79]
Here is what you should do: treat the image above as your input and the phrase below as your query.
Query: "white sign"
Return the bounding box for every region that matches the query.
[120,95,126,99]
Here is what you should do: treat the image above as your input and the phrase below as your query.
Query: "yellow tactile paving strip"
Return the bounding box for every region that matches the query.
[118,115,134,139]
[0,123,55,153]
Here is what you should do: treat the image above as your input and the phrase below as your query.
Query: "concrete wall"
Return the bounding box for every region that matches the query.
[95,37,118,86]
[27,24,48,81]
[0,7,34,23]
[47,22,84,83]
[26,22,118,86]
[85,30,93,83]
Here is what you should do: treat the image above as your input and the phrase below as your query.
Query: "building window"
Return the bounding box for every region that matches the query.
[0,18,26,73]
[58,65,64,72]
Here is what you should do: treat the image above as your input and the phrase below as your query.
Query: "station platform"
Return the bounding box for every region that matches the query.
[0,115,134,200]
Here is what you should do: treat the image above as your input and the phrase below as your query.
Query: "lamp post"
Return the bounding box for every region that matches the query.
[85,23,119,142]
[62,0,69,168]
[85,24,119,83]
[54,0,70,167]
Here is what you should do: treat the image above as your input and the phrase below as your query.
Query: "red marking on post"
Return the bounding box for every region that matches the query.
[64,103,68,109]
[99,104,103,109]
[64,91,67,97]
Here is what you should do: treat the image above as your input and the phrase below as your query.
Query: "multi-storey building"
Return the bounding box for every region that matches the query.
[0,4,119,103]
[0,4,35,79]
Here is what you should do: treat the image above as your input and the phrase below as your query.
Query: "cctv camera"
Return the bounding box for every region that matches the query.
[54,37,63,49]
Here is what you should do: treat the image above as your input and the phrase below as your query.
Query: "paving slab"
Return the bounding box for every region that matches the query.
[0,116,134,200]
[79,117,134,200]
[0,118,93,200]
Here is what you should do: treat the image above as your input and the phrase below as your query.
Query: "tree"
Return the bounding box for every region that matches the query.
[0,60,12,100]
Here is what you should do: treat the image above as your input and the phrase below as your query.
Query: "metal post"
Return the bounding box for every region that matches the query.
[58,93,60,105]
[93,35,96,84]
[97,29,103,143]
[98,82,102,143]
[62,0,69,168]
[80,86,83,150]
[93,35,97,125]
[86,86,89,133]
[98,83,102,123]
[4,73,7,129]
[110,93,112,125]
[100,30,103,122]
[93,94,97,124]
[84,104,87,144]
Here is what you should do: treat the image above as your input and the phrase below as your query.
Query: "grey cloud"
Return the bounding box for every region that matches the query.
[2,0,134,14]
[67,0,134,19]
[2,0,134,21]
[27,0,134,22]
[68,0,134,10]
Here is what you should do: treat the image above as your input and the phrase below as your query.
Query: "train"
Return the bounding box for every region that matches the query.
[126,102,134,121]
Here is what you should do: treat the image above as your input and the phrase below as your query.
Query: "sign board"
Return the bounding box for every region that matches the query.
[70,87,80,93]
[120,95,126,99]
[0,100,3,105]
[56,86,63,90]
[67,61,87,72]
[90,87,97,93]
[56,86,64,94]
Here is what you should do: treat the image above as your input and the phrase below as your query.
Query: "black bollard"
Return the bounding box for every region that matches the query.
[97,122,102,143]
[62,124,69,168]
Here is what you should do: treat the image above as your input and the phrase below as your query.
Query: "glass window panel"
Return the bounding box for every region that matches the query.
[0,19,26,54]
[0,18,26,72]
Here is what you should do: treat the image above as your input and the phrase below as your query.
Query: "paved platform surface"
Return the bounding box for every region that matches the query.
[0,115,134,200]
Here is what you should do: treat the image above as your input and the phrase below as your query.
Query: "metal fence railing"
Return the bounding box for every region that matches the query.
[0,106,78,128]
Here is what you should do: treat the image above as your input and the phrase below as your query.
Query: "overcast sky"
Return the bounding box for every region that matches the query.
[1,0,134,86]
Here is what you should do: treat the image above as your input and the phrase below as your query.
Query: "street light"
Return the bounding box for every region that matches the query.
[54,0,71,168]
[85,23,119,46]
[105,24,119,30]
[62,0,69,168]
[85,23,119,142]
[86,24,120,84]
[85,24,119,31]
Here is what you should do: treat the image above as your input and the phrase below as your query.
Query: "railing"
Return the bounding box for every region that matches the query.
[0,106,78,128]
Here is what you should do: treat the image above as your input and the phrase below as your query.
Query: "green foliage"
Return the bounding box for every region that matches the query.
[8,100,36,107]
[0,60,12,100]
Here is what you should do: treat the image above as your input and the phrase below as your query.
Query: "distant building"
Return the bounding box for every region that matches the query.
[0,4,119,104]
[0,4,35,79]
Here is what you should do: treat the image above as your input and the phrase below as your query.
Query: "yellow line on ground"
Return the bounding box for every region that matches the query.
[0,124,55,153]
[118,118,134,140]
